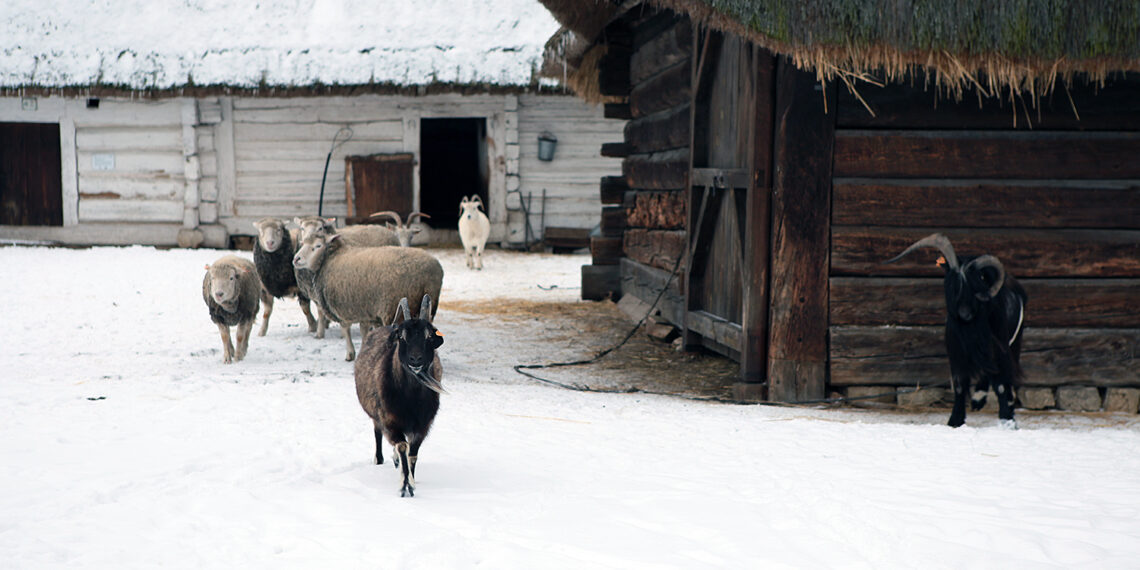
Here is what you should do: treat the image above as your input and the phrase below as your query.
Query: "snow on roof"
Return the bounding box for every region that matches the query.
[1,0,561,90]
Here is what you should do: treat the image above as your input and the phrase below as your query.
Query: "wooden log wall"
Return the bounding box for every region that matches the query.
[829,77,1140,390]
[618,10,692,273]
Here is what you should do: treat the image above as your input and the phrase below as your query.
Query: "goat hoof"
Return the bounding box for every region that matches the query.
[947,417,965,428]
[999,418,1018,430]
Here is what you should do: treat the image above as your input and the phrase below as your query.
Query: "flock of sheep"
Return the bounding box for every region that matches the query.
[200,196,490,496]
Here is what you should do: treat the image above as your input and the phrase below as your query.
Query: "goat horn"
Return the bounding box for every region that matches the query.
[394,297,411,324]
[368,211,404,227]
[883,233,959,270]
[964,255,1006,299]
[407,212,430,224]
[419,294,433,323]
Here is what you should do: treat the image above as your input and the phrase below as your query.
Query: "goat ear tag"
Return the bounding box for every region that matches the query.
[435,330,444,337]
[936,256,947,267]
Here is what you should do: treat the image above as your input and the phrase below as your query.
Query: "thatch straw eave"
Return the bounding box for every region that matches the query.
[539,0,1140,103]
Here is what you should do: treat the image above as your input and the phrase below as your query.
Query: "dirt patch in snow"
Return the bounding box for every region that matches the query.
[440,298,740,400]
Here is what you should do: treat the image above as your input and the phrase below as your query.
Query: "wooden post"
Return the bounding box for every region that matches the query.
[767,57,835,402]
[737,47,776,396]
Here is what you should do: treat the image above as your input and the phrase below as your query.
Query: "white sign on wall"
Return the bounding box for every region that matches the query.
[92,153,115,171]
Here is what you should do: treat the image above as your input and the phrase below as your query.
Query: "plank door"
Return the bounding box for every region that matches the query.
[683,31,775,388]
[344,153,414,223]
[0,123,63,226]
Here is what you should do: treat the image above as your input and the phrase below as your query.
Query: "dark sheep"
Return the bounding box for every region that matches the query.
[202,255,264,364]
[252,218,317,336]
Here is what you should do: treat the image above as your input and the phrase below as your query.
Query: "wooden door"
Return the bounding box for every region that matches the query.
[344,153,414,223]
[0,123,63,226]
[684,31,775,390]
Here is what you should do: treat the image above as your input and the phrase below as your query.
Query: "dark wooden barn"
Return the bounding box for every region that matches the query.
[540,0,1140,409]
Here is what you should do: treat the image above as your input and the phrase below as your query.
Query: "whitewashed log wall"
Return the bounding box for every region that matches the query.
[0,93,623,247]
[513,95,624,241]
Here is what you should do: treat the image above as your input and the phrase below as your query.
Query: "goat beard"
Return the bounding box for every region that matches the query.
[404,363,445,394]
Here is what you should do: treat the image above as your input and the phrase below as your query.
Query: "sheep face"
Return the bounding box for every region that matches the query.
[207,263,248,312]
[253,218,287,253]
[294,216,337,241]
[292,233,337,271]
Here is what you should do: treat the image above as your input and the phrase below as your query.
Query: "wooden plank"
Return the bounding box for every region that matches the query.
[543,226,590,249]
[600,175,628,204]
[623,229,686,272]
[75,126,184,151]
[72,99,182,128]
[233,121,403,143]
[832,179,1140,228]
[831,227,1140,278]
[626,191,685,229]
[600,142,631,158]
[687,310,742,352]
[600,205,626,237]
[837,74,1140,131]
[77,175,186,200]
[75,150,184,175]
[830,277,1140,328]
[632,8,682,51]
[590,235,624,265]
[830,326,1140,388]
[622,148,689,191]
[767,57,835,402]
[629,60,691,119]
[625,103,690,154]
[604,103,632,120]
[741,46,776,386]
[631,18,692,85]
[620,257,685,326]
[833,130,1140,179]
[581,264,621,301]
[78,198,184,222]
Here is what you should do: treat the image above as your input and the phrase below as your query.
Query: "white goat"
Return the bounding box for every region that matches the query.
[457,195,490,270]
[369,211,431,247]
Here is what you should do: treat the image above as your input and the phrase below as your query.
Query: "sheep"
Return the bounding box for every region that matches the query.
[251,218,318,336]
[457,195,490,270]
[368,210,431,247]
[293,215,399,247]
[291,231,444,362]
[884,233,1028,428]
[354,294,444,497]
[291,216,399,339]
[202,255,263,364]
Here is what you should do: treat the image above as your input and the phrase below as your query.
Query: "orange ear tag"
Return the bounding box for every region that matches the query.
[436,330,444,337]
[936,256,946,267]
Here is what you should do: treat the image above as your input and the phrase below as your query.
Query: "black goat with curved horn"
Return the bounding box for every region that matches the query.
[885,233,1028,428]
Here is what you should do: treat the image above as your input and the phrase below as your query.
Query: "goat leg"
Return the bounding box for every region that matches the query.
[372,426,385,465]
[971,376,990,411]
[394,441,414,497]
[948,372,970,428]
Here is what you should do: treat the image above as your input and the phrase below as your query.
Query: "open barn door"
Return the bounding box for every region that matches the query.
[683,31,776,397]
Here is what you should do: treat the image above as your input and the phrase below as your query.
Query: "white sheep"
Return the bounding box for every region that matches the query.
[202,255,263,364]
[458,195,490,270]
[292,232,444,361]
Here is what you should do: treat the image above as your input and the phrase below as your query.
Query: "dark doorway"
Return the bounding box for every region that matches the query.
[0,123,63,226]
[420,118,487,230]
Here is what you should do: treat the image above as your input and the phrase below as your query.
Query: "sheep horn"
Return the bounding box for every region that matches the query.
[883,233,959,270]
[419,294,433,323]
[964,254,1006,299]
[368,210,404,227]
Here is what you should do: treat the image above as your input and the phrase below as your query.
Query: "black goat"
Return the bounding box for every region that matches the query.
[885,233,1028,428]
[353,294,444,497]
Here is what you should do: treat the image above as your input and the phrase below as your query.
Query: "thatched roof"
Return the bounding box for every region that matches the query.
[2,0,561,96]
[541,0,1140,102]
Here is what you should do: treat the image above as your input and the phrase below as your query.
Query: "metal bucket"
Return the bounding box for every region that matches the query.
[537,132,558,161]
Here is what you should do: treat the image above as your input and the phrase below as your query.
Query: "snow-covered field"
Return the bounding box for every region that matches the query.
[2,245,1139,569]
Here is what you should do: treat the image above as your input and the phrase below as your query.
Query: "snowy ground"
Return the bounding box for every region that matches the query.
[2,244,1140,569]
